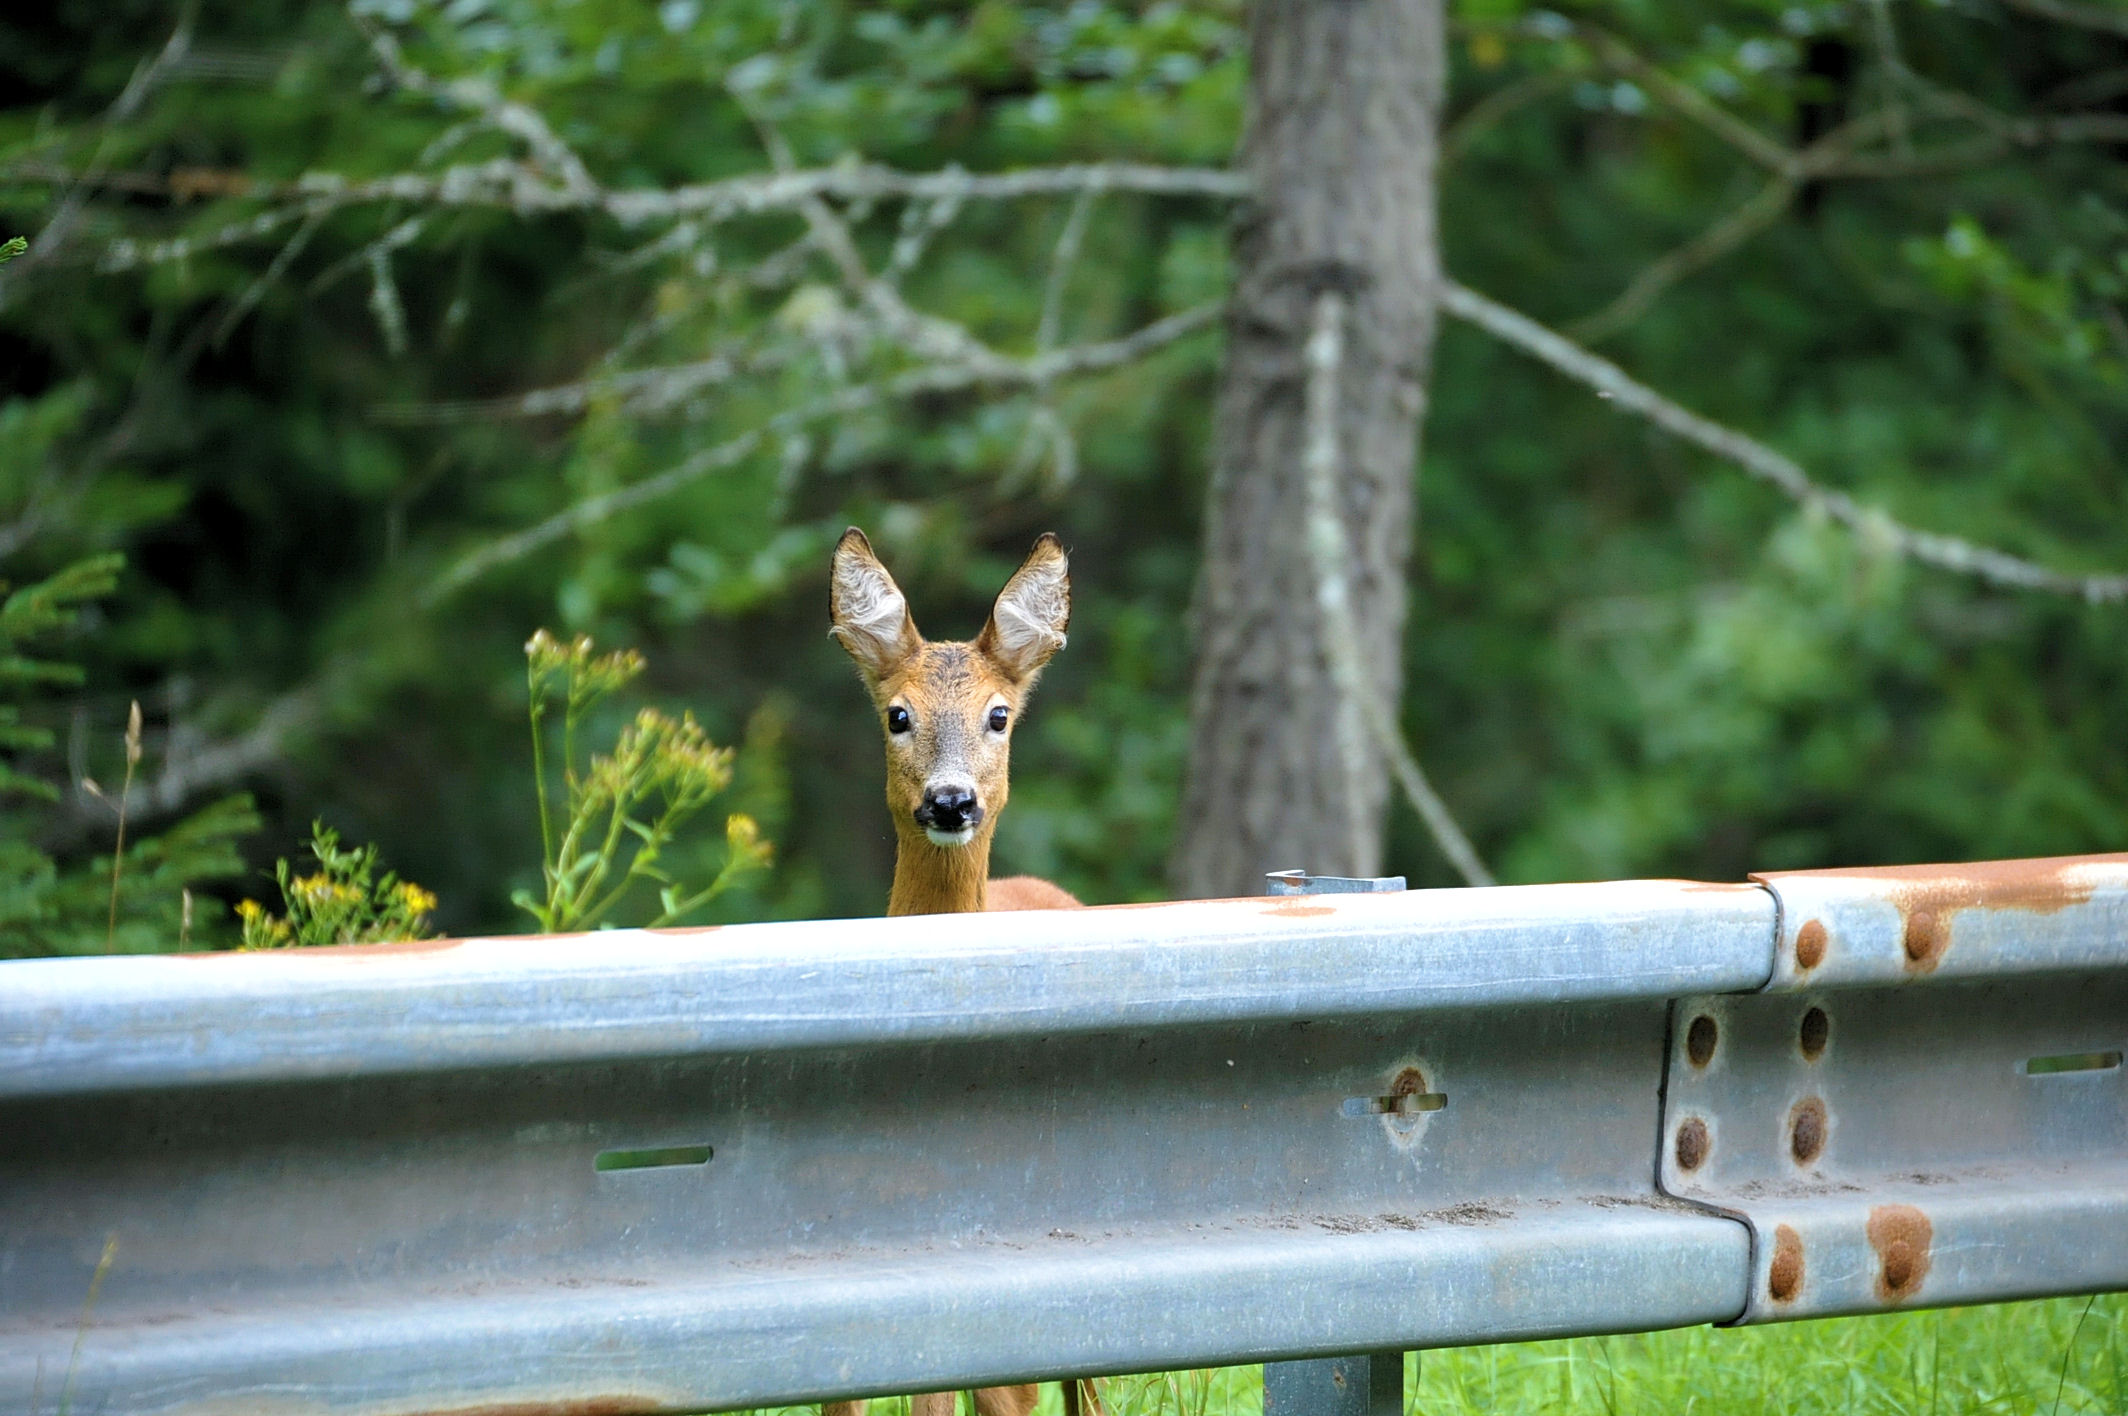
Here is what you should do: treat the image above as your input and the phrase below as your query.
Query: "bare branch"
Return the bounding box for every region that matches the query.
[1562,105,1904,344]
[1037,183,1101,355]
[213,204,328,346]
[1826,112,2128,177]
[1531,17,2128,186]
[355,17,598,200]
[0,7,198,308]
[376,348,777,425]
[19,159,1247,267]
[884,182,965,282]
[422,304,1221,602]
[1442,281,2128,604]
[1444,68,1581,164]
[727,86,1028,380]
[48,686,315,851]
[1008,182,1103,490]
[1568,174,1797,344]
[1302,292,1495,887]
[1569,23,1795,172]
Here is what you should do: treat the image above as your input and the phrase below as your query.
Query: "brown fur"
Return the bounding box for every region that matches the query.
[829,528,1082,917]
[825,529,1098,1416]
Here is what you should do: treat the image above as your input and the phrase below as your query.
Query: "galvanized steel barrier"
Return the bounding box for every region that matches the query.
[2,854,2124,1416]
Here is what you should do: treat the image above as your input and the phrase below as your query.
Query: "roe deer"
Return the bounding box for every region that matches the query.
[824,526,1100,1416]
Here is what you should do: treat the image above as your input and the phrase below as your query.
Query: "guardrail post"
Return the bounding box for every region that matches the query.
[1262,1351,1405,1416]
[1260,871,1412,1416]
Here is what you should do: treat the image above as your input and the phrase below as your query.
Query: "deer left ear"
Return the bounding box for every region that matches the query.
[977,533,1071,684]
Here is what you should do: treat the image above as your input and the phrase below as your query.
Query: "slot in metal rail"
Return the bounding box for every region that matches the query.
[2,854,2123,1416]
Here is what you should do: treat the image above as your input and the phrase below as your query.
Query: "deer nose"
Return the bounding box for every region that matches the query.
[915,785,982,833]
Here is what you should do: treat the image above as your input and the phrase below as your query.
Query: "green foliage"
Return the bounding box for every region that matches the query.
[515,629,771,933]
[0,554,121,802]
[0,551,257,957]
[739,1291,2125,1416]
[237,821,436,949]
[0,794,258,958]
[1,0,2125,928]
[0,236,23,264]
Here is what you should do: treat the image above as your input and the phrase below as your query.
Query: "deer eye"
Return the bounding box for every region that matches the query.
[886,705,912,734]
[987,705,1009,733]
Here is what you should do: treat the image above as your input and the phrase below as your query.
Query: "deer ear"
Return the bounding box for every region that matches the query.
[977,533,1070,684]
[829,527,921,682]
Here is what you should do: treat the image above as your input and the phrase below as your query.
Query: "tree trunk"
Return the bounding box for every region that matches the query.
[1171,0,1447,899]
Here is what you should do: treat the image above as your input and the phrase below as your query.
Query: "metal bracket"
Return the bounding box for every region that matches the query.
[1260,873,1411,1416]
[1265,870,1407,895]
[1658,856,2128,1322]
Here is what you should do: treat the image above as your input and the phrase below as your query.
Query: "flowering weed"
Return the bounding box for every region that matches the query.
[238,823,437,949]
[515,630,771,933]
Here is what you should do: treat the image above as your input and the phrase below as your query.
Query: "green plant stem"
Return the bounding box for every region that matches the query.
[645,851,748,927]
[104,757,135,948]
[562,694,583,814]
[570,796,644,929]
[527,668,554,878]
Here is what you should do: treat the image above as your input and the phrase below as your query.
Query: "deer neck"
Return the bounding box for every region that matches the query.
[888,825,994,916]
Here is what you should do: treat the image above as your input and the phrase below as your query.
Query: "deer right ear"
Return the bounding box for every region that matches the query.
[829,527,921,682]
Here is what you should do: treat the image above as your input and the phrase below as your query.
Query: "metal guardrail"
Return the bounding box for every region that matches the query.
[1,854,2123,1416]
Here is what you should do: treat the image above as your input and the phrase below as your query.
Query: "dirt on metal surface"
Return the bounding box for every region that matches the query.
[1763,854,2124,974]
[1793,919,1828,971]
[1787,1097,1828,1166]
[1867,1203,1933,1302]
[1767,1224,1804,1303]
[1674,1117,1709,1172]
[1261,901,1335,918]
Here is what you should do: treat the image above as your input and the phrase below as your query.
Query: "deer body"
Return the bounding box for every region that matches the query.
[826,528,1095,1416]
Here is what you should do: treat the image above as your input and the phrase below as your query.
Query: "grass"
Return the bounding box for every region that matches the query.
[762,1295,2127,1416]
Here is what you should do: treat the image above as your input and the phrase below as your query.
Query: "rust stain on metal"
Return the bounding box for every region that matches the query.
[1674,1117,1709,1172]
[1389,1066,1429,1101]
[1262,901,1335,918]
[1764,854,2124,974]
[1788,1096,1827,1166]
[1685,1014,1719,1068]
[1798,1006,1829,1061]
[1867,1204,1933,1301]
[1767,1224,1804,1303]
[1793,919,1828,971]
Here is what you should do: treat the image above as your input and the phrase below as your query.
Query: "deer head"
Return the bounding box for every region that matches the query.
[829,528,1070,853]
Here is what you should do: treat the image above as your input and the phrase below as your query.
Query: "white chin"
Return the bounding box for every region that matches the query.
[924,826,977,848]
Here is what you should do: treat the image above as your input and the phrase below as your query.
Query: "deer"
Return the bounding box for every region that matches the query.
[824,526,1100,1416]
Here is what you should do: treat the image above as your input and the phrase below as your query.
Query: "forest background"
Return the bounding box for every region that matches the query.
[4,0,2128,951]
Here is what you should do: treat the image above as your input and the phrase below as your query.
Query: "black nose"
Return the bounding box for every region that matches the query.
[916,786,981,832]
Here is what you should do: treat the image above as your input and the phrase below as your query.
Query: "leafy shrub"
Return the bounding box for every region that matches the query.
[237,822,438,949]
